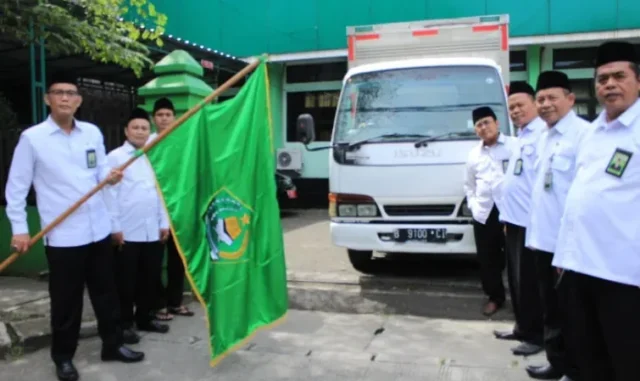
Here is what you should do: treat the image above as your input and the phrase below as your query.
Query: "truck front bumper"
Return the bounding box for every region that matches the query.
[330,221,476,254]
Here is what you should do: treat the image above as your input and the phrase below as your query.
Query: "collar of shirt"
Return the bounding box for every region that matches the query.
[593,98,640,131]
[122,140,140,155]
[517,117,542,137]
[546,110,576,136]
[480,133,506,148]
[44,115,85,135]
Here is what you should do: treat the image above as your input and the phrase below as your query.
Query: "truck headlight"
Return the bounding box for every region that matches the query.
[357,204,377,217]
[338,204,357,217]
[329,193,381,218]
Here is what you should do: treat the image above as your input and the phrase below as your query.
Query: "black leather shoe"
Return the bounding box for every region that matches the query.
[493,330,520,341]
[101,345,145,363]
[123,329,140,344]
[138,321,169,334]
[526,364,563,380]
[55,361,79,381]
[511,342,543,356]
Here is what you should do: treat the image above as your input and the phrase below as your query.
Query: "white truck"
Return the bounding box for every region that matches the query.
[296,15,513,273]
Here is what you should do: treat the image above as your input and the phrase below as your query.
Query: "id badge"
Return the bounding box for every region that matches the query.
[502,159,509,174]
[544,169,553,190]
[86,149,97,169]
[605,148,632,178]
[513,159,523,176]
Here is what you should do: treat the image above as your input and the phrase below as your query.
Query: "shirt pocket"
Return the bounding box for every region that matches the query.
[551,154,572,172]
[72,138,99,173]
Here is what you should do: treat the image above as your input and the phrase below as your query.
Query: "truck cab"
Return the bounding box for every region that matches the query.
[296,15,513,273]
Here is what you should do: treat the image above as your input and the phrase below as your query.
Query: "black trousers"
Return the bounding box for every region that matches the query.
[534,251,578,379]
[45,235,122,363]
[156,233,186,309]
[504,222,543,345]
[564,271,640,381]
[114,241,163,329]
[472,206,506,304]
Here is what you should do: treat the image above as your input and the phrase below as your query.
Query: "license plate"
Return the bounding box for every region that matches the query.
[286,189,298,199]
[393,228,447,243]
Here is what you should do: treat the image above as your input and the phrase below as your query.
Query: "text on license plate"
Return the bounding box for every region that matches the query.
[393,228,447,243]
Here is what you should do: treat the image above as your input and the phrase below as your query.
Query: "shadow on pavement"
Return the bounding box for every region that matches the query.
[352,255,513,321]
[280,208,327,233]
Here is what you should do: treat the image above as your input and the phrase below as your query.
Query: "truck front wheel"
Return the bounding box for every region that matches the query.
[347,249,377,274]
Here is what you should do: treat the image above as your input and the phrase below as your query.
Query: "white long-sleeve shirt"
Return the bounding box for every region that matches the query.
[5,116,114,247]
[553,99,640,286]
[525,110,592,253]
[496,117,546,227]
[107,141,169,242]
[464,133,517,224]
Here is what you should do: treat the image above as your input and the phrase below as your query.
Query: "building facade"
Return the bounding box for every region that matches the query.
[153,1,640,187]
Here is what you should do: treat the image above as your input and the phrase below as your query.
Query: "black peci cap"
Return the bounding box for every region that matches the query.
[127,107,150,123]
[536,71,571,93]
[153,97,175,113]
[509,81,535,97]
[472,106,497,124]
[594,41,638,68]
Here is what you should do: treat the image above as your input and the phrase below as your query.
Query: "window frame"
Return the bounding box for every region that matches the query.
[283,59,346,144]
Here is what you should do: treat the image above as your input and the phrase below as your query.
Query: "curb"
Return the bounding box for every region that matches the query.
[1,320,98,360]
[0,323,11,360]
[0,293,196,360]
[286,272,514,321]
[1,273,512,359]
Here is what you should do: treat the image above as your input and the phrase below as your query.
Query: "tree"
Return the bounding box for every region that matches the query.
[0,0,168,77]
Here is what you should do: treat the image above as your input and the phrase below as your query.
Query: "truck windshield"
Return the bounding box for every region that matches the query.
[333,65,510,144]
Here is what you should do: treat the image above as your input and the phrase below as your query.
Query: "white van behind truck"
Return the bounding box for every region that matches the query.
[296,15,514,273]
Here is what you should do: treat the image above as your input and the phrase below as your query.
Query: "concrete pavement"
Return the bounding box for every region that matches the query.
[1,210,513,358]
[2,304,544,380]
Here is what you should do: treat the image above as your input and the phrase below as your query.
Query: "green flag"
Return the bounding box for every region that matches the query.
[146,60,288,366]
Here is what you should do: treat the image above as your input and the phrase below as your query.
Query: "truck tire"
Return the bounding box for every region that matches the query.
[347,249,377,274]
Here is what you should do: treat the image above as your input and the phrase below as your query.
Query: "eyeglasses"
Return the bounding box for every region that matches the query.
[48,89,80,97]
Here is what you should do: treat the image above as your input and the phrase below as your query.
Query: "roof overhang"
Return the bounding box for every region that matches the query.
[243,28,640,64]
[0,34,249,87]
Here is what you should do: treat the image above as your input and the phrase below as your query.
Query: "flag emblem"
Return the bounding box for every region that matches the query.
[203,189,252,261]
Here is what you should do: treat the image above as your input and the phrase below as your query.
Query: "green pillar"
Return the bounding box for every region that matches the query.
[138,50,214,128]
[138,50,214,293]
[29,20,46,124]
[527,45,542,86]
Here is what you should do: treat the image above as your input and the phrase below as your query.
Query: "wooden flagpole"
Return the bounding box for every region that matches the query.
[0,55,265,273]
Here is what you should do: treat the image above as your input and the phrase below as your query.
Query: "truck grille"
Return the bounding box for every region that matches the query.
[383,204,456,217]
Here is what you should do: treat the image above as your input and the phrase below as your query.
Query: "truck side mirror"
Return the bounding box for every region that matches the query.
[296,114,316,145]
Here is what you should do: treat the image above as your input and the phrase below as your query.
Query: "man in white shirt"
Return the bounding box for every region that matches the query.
[493,82,545,357]
[108,107,171,344]
[524,71,591,381]
[553,41,640,381]
[149,98,194,320]
[464,106,517,316]
[5,74,143,381]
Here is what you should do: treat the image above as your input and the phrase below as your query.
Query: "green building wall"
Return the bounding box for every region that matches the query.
[150,0,640,57]
[0,207,47,276]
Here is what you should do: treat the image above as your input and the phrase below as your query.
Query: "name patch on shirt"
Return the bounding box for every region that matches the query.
[513,159,523,176]
[86,149,97,169]
[605,148,632,178]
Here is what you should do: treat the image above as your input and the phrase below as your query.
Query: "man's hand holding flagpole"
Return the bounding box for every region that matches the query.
[1,55,265,273]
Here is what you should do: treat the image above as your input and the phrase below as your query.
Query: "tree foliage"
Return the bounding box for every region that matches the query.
[0,0,168,77]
